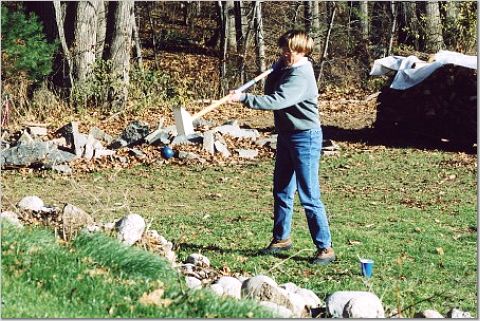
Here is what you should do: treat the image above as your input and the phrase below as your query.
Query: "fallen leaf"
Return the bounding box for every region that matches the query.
[138,288,167,307]
[436,247,444,256]
[348,240,362,245]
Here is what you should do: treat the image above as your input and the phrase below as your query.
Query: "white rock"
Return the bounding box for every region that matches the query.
[0,211,22,227]
[241,275,306,317]
[326,291,384,318]
[259,301,293,318]
[203,130,215,154]
[17,196,44,212]
[209,283,224,296]
[185,276,202,289]
[280,282,323,311]
[279,282,300,293]
[186,253,210,268]
[215,276,242,299]
[343,296,386,318]
[214,141,231,157]
[115,213,146,245]
[236,149,258,159]
[415,309,444,318]
[180,263,196,275]
[447,308,472,318]
[28,126,48,136]
[295,288,323,309]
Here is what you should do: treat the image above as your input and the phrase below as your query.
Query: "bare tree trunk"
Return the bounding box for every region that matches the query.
[304,1,313,34]
[425,1,444,52]
[106,0,134,109]
[312,0,322,55]
[73,1,98,85]
[359,1,369,41]
[226,1,236,52]
[132,9,143,69]
[96,1,106,59]
[317,2,336,87]
[400,2,420,50]
[53,1,74,94]
[254,1,266,87]
[218,1,228,95]
[147,2,159,68]
[442,1,457,49]
[387,1,397,56]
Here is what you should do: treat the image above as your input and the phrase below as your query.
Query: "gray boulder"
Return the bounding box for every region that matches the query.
[17,196,44,212]
[0,211,23,227]
[61,204,94,240]
[326,291,384,318]
[115,213,146,245]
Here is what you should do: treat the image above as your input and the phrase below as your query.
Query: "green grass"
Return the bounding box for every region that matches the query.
[1,223,274,318]
[1,145,477,317]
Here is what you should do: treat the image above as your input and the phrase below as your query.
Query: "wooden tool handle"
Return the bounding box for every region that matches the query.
[191,68,274,121]
[192,95,231,120]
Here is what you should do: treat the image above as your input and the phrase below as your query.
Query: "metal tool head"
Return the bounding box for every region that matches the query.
[173,106,195,136]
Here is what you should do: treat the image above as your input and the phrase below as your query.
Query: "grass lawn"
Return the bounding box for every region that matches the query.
[1,142,477,317]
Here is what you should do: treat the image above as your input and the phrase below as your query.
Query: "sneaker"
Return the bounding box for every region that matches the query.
[259,238,292,255]
[311,247,336,265]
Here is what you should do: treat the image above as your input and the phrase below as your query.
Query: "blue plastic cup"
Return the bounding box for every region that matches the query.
[360,259,374,278]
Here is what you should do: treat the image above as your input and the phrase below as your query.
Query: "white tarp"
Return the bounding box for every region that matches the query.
[369,50,477,90]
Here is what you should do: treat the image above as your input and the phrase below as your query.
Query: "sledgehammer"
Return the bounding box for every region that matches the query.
[174,68,274,136]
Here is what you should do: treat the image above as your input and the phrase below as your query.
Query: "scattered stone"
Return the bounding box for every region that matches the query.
[17,196,44,212]
[145,128,171,145]
[256,135,278,150]
[1,141,76,167]
[94,149,116,158]
[17,130,35,145]
[108,138,129,150]
[0,211,23,227]
[61,204,94,241]
[49,137,68,148]
[118,120,150,146]
[259,301,293,318]
[209,283,224,296]
[214,141,231,157]
[178,151,205,163]
[326,291,384,318]
[241,275,306,317]
[28,126,48,136]
[170,133,203,147]
[128,148,146,159]
[185,276,202,289]
[214,276,242,299]
[89,127,113,145]
[84,134,96,160]
[446,308,472,318]
[202,130,215,154]
[343,296,386,318]
[214,124,260,139]
[236,149,258,159]
[115,213,146,245]
[72,122,87,157]
[186,253,211,268]
[51,164,72,174]
[414,309,444,318]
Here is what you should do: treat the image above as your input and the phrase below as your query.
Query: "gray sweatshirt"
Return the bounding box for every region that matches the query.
[240,58,320,132]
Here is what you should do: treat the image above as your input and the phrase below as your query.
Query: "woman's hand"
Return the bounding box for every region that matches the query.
[227,90,243,103]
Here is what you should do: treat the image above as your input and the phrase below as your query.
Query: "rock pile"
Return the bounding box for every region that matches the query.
[1,118,339,172]
[1,195,472,318]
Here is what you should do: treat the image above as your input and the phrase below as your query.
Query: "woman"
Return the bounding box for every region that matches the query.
[228,30,335,265]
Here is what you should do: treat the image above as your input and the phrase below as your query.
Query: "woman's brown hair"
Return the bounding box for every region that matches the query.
[278,30,314,55]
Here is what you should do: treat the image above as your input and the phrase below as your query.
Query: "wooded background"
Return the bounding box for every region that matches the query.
[1,1,477,115]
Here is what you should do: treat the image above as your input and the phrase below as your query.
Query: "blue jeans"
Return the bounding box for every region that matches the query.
[273,129,332,249]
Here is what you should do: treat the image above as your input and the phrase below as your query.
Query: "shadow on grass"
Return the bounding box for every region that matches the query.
[176,242,317,263]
